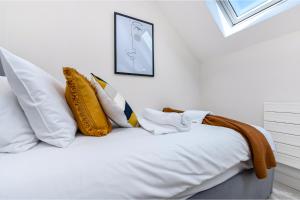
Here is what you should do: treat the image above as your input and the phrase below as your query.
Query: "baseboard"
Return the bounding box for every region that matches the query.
[275,163,300,191]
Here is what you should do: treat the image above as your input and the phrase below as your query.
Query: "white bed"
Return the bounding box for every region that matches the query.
[0,123,275,199]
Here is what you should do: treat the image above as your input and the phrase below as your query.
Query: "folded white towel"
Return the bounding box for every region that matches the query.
[184,110,212,123]
[138,108,212,135]
[144,108,191,130]
[138,108,192,135]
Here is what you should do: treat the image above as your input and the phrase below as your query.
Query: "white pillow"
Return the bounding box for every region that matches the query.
[0,77,38,153]
[91,73,138,128]
[0,47,77,147]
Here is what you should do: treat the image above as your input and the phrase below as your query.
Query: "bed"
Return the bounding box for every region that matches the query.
[0,123,275,199]
[0,62,274,199]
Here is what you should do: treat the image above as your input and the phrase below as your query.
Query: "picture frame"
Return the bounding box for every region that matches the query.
[114,12,154,77]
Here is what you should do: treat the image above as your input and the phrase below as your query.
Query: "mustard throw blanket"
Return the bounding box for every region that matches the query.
[163,108,276,179]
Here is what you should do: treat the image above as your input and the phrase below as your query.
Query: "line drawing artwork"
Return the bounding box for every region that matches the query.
[115,13,154,76]
[126,20,145,72]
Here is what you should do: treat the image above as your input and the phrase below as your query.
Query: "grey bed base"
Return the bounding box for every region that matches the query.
[0,58,4,76]
[189,168,274,199]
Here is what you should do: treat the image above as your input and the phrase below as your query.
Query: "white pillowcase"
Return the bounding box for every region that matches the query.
[0,77,38,153]
[0,47,77,148]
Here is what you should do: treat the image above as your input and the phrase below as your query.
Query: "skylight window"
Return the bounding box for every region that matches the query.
[218,0,283,25]
[206,0,300,37]
[230,0,269,16]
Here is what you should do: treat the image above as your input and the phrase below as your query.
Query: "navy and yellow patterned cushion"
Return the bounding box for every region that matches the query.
[91,73,138,128]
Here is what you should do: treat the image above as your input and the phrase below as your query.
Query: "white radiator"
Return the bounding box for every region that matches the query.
[264,102,300,191]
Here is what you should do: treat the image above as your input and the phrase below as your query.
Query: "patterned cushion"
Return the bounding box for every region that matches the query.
[91,73,138,128]
[63,68,112,136]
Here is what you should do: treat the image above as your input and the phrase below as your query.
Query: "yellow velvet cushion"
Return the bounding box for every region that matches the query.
[63,67,112,136]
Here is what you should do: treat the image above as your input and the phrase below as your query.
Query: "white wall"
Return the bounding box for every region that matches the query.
[0,1,202,113]
[199,30,300,126]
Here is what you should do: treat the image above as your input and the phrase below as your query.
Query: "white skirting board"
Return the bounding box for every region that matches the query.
[275,163,300,191]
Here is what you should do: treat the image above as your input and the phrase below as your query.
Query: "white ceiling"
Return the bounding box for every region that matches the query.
[157,1,300,63]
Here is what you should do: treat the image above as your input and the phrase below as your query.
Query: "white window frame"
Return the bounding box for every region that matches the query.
[206,0,300,37]
[217,0,284,25]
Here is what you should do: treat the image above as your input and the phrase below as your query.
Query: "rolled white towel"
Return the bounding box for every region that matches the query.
[138,108,192,135]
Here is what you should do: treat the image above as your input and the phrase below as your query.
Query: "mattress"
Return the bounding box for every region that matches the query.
[0,123,274,199]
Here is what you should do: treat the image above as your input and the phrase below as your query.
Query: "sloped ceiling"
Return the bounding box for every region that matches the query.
[157,1,300,63]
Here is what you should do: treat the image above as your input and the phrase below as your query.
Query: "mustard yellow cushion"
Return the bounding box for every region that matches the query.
[63,67,112,136]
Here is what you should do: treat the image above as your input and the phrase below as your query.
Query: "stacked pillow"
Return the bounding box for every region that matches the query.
[62,68,138,134]
[0,47,138,153]
[0,76,38,153]
[0,47,77,150]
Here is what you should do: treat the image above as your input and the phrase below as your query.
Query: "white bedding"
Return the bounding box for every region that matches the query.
[0,124,274,199]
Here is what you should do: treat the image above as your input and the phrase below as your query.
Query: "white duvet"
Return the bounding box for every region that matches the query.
[0,124,274,199]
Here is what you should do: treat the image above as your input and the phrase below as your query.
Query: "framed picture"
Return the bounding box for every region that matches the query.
[114,12,154,77]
